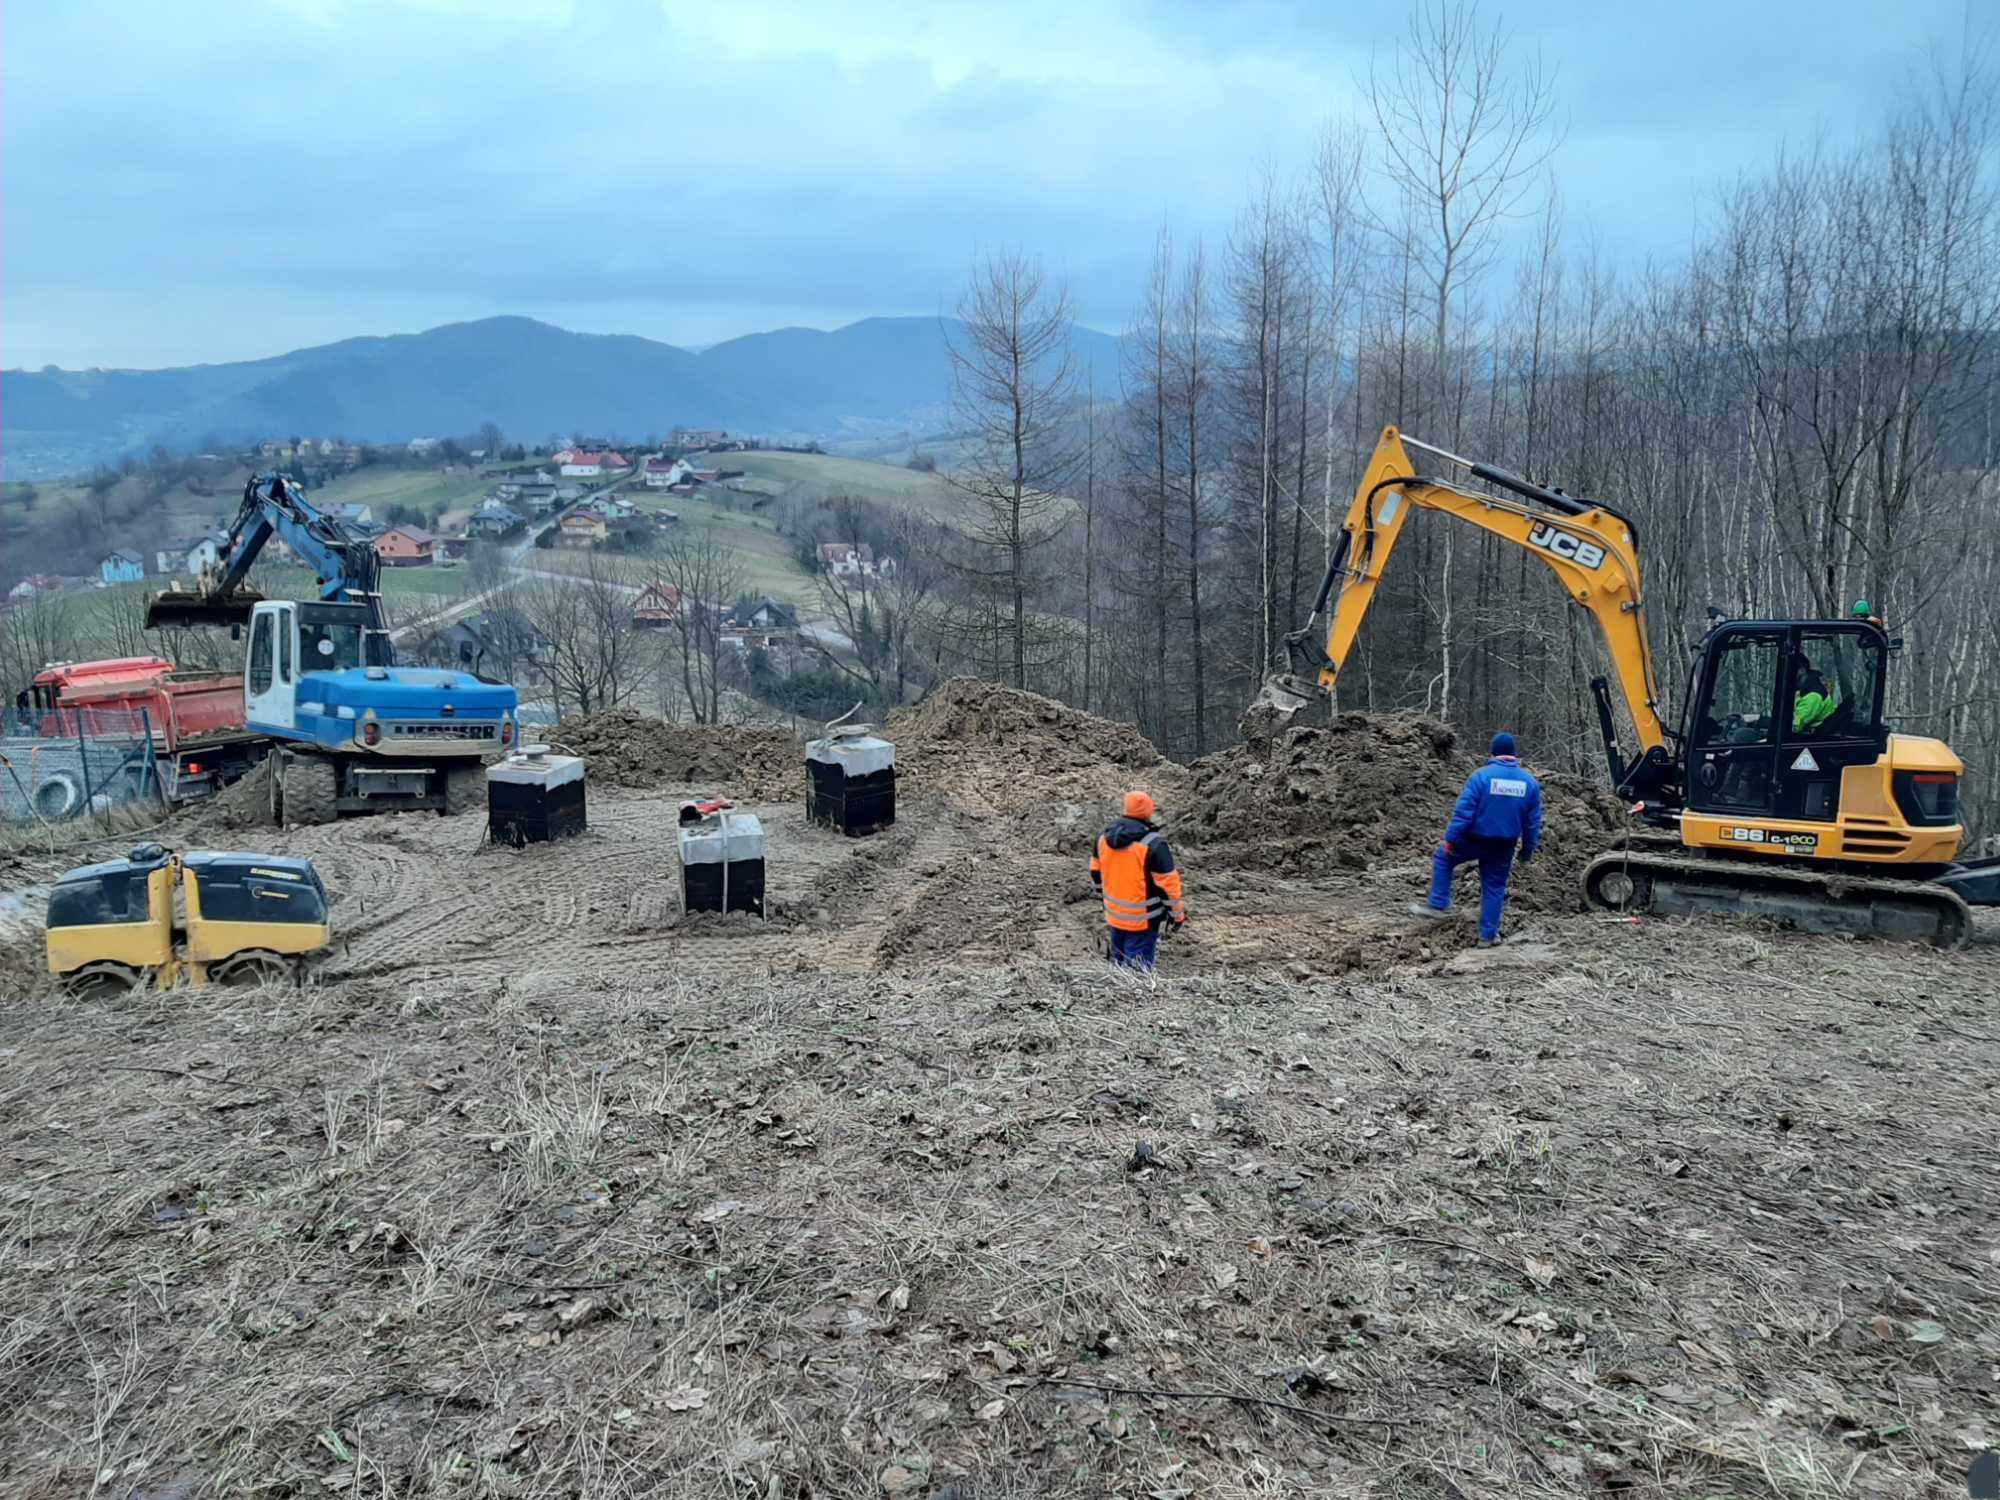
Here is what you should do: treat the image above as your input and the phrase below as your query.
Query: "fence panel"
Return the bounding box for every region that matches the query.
[0,706,162,823]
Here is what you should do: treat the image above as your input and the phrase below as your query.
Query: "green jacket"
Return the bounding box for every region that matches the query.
[1792,689,1837,733]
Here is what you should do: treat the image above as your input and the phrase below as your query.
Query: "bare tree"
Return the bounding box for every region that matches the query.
[1368,0,1558,716]
[516,554,639,718]
[941,251,1079,689]
[1120,228,1177,742]
[1312,122,1368,572]
[0,588,81,698]
[653,529,747,724]
[1173,238,1217,754]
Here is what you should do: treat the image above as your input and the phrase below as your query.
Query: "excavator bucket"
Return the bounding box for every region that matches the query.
[1247,672,1319,720]
[143,588,265,632]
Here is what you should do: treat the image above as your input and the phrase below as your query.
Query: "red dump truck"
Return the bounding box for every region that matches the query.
[18,657,270,808]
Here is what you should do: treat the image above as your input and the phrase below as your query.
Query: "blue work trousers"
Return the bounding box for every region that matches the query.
[1109,925,1161,971]
[1426,835,1517,942]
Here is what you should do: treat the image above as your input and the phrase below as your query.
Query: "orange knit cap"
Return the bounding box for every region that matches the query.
[1123,791,1156,821]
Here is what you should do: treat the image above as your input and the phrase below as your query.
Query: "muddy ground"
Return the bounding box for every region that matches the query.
[2,684,1998,1498]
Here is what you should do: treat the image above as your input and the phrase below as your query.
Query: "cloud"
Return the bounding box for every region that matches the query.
[0,0,1975,369]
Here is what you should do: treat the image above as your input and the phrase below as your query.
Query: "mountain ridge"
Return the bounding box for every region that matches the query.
[1,315,1125,479]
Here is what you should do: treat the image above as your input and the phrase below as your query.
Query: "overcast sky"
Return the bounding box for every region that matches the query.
[1,0,1977,370]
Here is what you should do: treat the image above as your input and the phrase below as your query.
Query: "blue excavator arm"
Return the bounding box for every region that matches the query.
[145,473,388,640]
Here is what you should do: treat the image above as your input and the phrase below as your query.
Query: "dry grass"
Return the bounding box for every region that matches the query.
[2,913,1997,1498]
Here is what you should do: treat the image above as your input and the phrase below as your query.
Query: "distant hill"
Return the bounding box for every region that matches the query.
[1,315,1126,479]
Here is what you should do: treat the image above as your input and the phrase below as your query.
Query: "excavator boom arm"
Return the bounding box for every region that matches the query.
[1281,426,1671,791]
[145,473,388,641]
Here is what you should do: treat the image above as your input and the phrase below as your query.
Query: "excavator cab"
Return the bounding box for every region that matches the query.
[1683,621,1890,825]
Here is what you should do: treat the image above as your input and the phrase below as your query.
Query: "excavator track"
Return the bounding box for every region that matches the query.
[1582,847,1972,950]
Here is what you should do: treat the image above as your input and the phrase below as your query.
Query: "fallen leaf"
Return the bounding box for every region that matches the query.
[660,1386,709,1412]
[1524,1255,1557,1287]
[610,1408,639,1427]
[879,1465,920,1495]
[971,1340,1019,1373]
[1869,1315,1896,1341]
[1246,1237,1271,1258]
[1209,1262,1239,1291]
[725,1437,775,1464]
[888,1283,911,1311]
[557,1298,601,1328]
[976,1398,1009,1421]
[1909,1320,1946,1345]
[495,1311,529,1330]
[699,1200,753,1223]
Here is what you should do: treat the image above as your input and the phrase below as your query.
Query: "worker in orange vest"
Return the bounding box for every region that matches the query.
[1089,791,1188,970]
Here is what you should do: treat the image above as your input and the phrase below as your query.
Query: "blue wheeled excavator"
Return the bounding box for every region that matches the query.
[146,473,518,824]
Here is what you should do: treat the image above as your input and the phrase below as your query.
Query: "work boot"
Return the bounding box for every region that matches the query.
[1407,902,1450,923]
[1479,936,1500,947]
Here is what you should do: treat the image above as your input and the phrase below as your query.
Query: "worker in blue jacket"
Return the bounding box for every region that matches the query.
[1410,732,1543,945]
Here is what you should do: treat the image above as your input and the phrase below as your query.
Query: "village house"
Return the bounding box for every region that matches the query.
[643,457,681,488]
[631,581,683,628]
[600,495,637,520]
[430,608,545,670]
[468,499,521,538]
[329,502,373,528]
[99,549,146,584]
[557,508,609,547]
[816,542,882,578]
[374,524,435,566]
[553,448,629,478]
[407,437,440,456]
[718,597,800,653]
[437,536,475,562]
[155,532,227,577]
[670,427,728,450]
[9,574,63,601]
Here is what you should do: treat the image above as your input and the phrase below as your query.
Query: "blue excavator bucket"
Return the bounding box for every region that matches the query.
[143,588,265,632]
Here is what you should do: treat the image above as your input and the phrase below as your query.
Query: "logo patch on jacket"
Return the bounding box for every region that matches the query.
[1490,779,1528,797]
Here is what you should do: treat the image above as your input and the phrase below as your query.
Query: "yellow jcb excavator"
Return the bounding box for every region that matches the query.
[1256,426,1999,947]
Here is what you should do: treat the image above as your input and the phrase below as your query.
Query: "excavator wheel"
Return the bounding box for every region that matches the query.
[62,962,149,1000]
[210,950,297,988]
[281,755,339,828]
[1583,857,1653,913]
[442,762,485,816]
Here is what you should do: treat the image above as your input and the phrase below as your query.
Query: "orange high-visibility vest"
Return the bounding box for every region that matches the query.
[1091,831,1186,932]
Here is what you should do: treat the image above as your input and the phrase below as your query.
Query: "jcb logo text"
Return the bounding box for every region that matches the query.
[1528,522,1606,570]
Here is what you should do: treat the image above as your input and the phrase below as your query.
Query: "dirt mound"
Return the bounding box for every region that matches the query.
[885,678,1187,816]
[192,756,276,833]
[553,709,802,800]
[1180,711,1628,911]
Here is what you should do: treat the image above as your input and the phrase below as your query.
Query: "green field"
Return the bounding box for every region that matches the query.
[310,466,495,530]
[524,497,810,603]
[717,452,971,524]
[720,449,1083,527]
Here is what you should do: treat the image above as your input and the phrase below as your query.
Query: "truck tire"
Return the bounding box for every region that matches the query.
[32,772,84,821]
[442,762,486,817]
[281,756,339,827]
